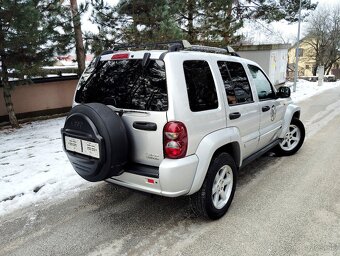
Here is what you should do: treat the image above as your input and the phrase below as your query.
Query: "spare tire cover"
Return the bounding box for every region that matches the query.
[61,103,128,182]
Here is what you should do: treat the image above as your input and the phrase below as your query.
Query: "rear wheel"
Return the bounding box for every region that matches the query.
[190,152,237,220]
[274,118,305,156]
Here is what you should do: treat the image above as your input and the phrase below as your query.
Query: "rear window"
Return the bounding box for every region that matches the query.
[75,59,168,111]
[183,60,218,112]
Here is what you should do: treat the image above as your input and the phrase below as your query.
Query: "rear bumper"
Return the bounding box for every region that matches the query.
[106,155,199,197]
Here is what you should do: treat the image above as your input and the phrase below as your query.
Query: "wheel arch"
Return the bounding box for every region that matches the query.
[188,127,242,195]
[293,110,301,119]
[279,104,301,138]
[213,142,241,168]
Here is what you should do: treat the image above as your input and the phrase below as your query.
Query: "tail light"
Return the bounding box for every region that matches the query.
[163,121,188,159]
[111,53,129,60]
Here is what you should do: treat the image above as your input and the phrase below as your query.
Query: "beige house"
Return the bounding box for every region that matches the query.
[288,38,340,79]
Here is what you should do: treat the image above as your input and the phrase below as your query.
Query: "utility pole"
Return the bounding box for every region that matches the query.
[293,0,302,93]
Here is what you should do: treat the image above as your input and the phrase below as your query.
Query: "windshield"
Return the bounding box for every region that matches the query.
[75,59,168,111]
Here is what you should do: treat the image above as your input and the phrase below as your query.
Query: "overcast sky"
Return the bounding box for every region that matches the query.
[237,0,339,44]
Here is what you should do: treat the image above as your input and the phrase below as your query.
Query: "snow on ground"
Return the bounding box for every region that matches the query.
[0,80,339,217]
[0,118,91,216]
[287,80,340,103]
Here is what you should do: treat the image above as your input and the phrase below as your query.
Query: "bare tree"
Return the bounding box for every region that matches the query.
[305,5,340,75]
[240,20,293,45]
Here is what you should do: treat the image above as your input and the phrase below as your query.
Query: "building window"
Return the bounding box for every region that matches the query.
[305,65,310,69]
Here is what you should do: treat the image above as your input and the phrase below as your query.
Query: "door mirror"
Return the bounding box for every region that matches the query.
[277,86,291,98]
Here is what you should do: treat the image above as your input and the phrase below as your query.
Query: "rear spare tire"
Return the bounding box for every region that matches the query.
[61,103,128,182]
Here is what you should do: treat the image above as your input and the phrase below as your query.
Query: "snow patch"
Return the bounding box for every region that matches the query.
[287,80,340,103]
[0,117,91,216]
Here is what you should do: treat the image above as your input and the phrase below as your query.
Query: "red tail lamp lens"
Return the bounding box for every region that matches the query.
[163,121,188,159]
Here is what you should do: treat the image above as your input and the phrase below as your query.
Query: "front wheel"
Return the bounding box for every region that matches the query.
[274,118,305,156]
[190,153,237,220]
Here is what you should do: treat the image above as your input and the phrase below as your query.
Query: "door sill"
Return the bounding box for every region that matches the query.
[241,139,280,168]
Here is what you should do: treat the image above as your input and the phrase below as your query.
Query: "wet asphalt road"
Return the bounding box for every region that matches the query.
[1,86,340,256]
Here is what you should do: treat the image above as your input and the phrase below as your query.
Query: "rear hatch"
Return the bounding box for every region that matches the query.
[74,52,168,167]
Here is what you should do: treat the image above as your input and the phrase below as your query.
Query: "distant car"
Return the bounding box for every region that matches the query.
[61,40,305,219]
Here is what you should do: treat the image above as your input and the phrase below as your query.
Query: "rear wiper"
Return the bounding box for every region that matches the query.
[109,107,149,117]
[142,52,151,67]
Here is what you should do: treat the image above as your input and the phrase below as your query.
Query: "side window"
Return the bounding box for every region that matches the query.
[248,65,275,100]
[183,60,218,112]
[217,61,253,105]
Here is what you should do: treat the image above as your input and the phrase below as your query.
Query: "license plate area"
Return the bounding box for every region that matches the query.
[64,136,100,159]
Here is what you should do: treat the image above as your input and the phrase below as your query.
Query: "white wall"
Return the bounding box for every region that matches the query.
[237,46,289,86]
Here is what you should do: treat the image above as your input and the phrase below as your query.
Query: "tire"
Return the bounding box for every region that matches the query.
[61,103,128,182]
[274,118,305,156]
[190,152,237,220]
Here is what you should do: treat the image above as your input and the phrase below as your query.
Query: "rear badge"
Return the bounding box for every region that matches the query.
[146,153,160,161]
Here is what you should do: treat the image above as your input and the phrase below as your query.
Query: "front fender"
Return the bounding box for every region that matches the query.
[188,127,242,195]
[279,104,301,138]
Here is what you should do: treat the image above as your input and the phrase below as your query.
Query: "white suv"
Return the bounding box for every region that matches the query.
[61,41,305,219]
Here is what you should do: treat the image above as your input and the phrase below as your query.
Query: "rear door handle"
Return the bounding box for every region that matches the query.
[262,106,270,112]
[229,112,241,120]
[133,122,157,131]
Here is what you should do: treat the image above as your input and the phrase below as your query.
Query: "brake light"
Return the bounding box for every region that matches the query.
[163,121,188,159]
[111,53,129,60]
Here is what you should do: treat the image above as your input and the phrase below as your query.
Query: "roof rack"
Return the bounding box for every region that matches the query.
[112,40,190,52]
[187,44,239,56]
[110,40,239,56]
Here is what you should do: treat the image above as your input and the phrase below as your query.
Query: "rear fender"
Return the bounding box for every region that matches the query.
[188,127,242,195]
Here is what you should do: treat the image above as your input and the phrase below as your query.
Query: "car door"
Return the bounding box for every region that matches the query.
[217,60,260,159]
[247,64,284,150]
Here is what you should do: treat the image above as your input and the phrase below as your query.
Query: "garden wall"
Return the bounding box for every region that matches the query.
[0,76,78,123]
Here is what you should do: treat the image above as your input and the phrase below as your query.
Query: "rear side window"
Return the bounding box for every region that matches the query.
[75,59,168,111]
[183,60,218,112]
[218,61,253,105]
